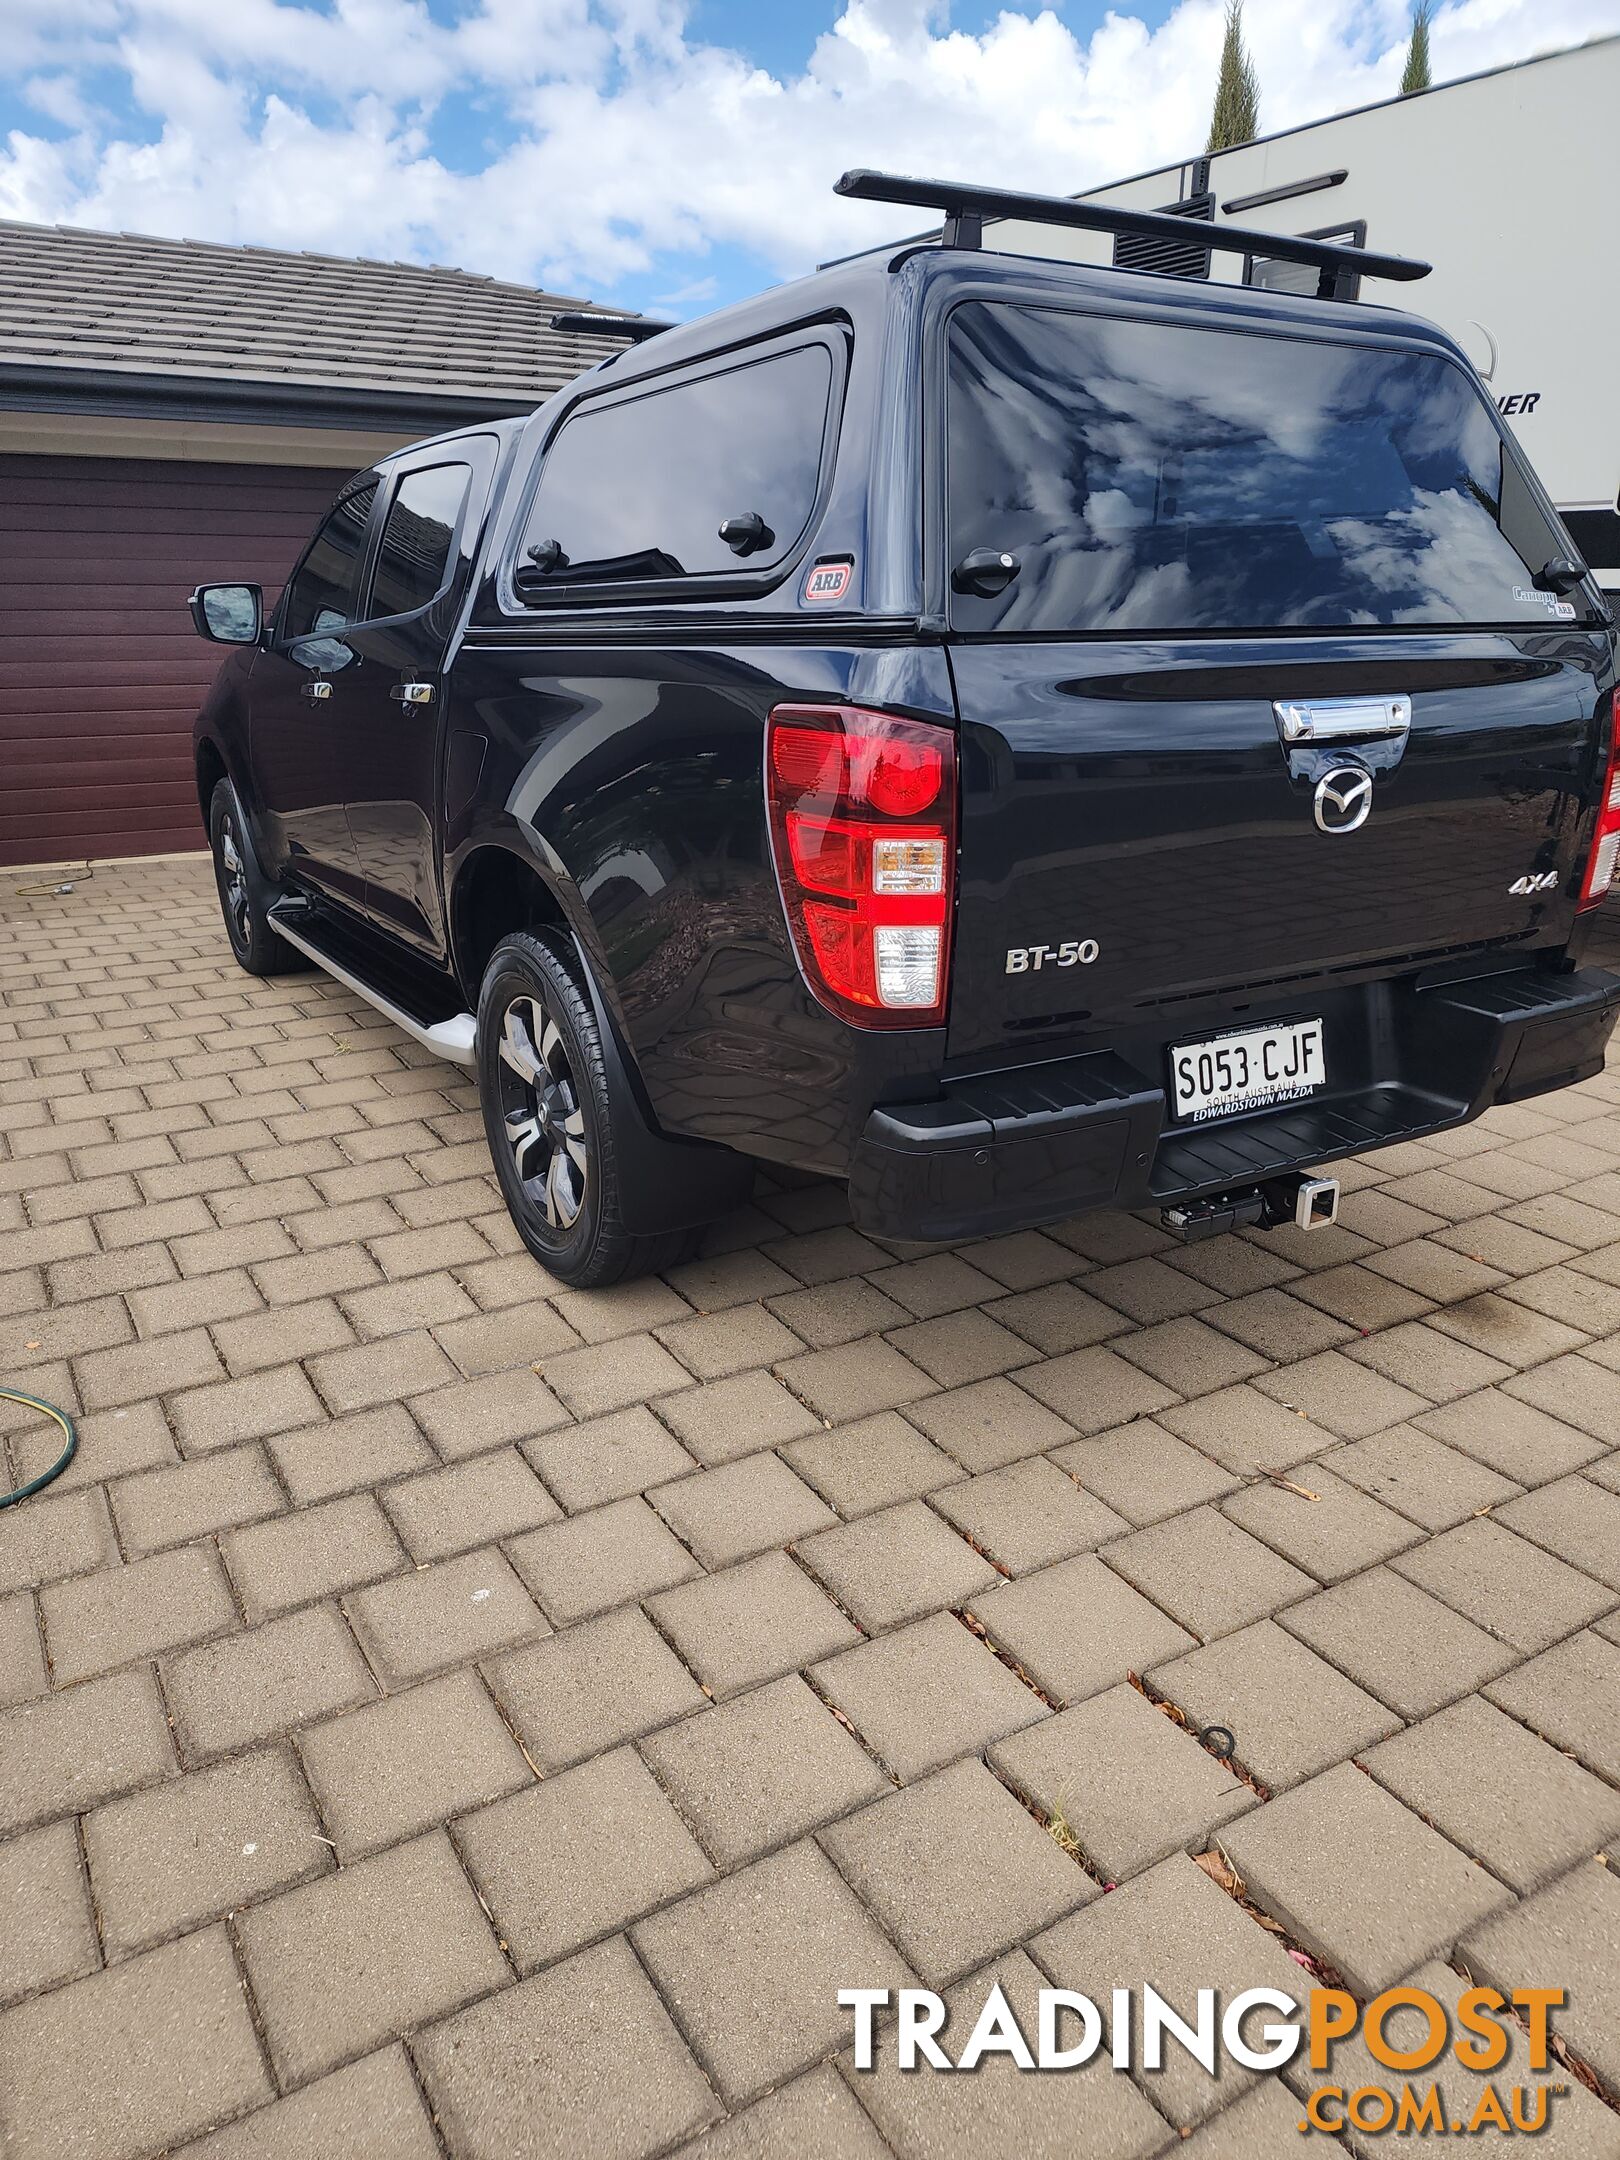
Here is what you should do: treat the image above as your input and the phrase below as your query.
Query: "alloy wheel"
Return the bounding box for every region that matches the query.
[219,818,251,949]
[495,994,589,1229]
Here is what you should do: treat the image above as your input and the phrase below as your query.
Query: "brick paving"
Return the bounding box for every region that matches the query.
[1,855,1618,2158]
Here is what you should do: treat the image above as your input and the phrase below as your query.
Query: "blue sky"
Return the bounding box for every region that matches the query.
[2,0,1614,320]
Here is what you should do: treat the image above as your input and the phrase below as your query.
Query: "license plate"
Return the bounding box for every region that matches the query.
[1170,1018,1326,1123]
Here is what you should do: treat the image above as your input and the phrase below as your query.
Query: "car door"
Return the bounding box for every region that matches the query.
[338,442,495,956]
[249,476,381,913]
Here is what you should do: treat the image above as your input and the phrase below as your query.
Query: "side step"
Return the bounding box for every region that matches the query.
[269,902,477,1069]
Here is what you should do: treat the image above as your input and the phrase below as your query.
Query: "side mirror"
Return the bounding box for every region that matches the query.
[189,583,262,644]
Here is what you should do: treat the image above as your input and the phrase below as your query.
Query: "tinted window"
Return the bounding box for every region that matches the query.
[370,463,470,619]
[947,304,1596,633]
[520,343,832,587]
[283,483,378,639]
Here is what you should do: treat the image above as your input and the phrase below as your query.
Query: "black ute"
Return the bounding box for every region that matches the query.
[190,172,1620,1285]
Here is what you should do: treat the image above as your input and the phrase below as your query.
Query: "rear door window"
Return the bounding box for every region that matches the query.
[946,303,1599,633]
[519,342,833,591]
[282,482,378,638]
[369,463,471,620]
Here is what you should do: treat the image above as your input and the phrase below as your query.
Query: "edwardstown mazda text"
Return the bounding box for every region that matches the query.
[190,171,1620,1286]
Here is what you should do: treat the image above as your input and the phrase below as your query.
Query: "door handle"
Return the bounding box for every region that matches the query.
[1273,696,1410,744]
[952,546,1020,597]
[301,681,333,702]
[390,682,435,706]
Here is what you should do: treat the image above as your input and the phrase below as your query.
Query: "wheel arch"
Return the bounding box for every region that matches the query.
[194,736,229,827]
[448,841,574,1001]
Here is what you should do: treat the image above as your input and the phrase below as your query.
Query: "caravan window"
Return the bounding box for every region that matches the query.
[1245,222,1366,299]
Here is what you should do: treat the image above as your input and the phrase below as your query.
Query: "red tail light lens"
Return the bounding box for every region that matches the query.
[766,704,957,1027]
[1580,692,1620,910]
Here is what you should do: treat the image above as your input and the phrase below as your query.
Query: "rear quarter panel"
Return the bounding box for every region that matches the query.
[443,636,955,1171]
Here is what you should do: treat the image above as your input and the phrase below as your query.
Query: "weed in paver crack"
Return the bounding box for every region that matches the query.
[988,1760,1112,1891]
[1043,1799,1086,1866]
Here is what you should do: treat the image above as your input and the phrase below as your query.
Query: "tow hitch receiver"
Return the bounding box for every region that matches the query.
[1278,1174,1341,1232]
[1161,1172,1341,1243]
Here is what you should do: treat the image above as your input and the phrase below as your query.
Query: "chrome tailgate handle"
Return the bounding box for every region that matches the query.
[1274,695,1411,744]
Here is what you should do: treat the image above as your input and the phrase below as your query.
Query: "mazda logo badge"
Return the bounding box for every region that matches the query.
[1314,766,1374,834]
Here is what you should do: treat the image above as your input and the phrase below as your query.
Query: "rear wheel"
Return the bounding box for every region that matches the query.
[478,931,692,1287]
[208,781,309,977]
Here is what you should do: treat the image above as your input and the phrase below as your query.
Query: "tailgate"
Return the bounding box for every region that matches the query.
[945,635,1605,1060]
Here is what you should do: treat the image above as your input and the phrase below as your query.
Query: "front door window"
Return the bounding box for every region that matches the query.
[282,482,378,662]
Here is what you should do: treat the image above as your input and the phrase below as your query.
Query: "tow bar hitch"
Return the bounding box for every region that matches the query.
[1161,1172,1341,1243]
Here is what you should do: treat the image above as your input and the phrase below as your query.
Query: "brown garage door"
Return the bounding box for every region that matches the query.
[0,453,353,867]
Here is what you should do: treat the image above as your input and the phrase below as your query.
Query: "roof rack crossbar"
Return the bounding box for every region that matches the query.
[835,169,1430,297]
[549,310,675,343]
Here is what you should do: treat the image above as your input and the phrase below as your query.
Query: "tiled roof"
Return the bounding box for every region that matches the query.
[0,219,635,408]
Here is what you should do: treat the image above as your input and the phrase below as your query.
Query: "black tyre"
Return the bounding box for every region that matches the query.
[208,781,310,978]
[478,930,693,1287]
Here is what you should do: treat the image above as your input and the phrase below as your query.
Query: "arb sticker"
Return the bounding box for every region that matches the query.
[803,558,853,605]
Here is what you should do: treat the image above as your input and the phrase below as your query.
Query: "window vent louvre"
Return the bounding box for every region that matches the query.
[1111,192,1215,280]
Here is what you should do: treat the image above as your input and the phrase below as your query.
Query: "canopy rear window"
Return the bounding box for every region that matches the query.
[946,302,1600,633]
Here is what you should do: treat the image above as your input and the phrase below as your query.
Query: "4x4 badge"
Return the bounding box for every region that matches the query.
[1314,767,1374,834]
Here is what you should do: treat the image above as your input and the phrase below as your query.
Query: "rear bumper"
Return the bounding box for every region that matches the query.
[848,962,1620,1243]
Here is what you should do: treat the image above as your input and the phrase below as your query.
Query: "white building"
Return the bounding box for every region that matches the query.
[983,34,1619,596]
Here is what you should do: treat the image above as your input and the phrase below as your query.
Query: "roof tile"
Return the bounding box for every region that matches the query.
[0,219,633,405]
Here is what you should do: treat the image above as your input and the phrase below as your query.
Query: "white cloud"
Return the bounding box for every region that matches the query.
[22,74,102,129]
[0,0,1616,300]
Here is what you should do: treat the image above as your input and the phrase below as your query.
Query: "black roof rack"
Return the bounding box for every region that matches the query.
[835,169,1430,301]
[549,310,675,343]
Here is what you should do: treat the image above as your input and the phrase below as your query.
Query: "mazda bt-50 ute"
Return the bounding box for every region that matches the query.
[189,171,1620,1286]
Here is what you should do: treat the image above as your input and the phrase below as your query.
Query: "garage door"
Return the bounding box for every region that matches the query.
[0,453,353,868]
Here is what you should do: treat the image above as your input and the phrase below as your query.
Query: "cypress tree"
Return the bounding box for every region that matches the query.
[1400,2,1433,94]
[1207,1,1261,152]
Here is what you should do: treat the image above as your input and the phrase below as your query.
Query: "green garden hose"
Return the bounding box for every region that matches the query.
[0,1389,78,1507]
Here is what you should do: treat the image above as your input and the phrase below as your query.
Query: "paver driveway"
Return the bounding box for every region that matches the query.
[2,857,1619,2160]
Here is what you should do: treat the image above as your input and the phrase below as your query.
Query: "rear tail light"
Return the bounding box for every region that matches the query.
[1580,692,1620,910]
[766,703,957,1027]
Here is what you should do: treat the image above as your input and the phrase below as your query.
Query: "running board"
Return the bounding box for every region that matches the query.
[269,906,478,1068]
